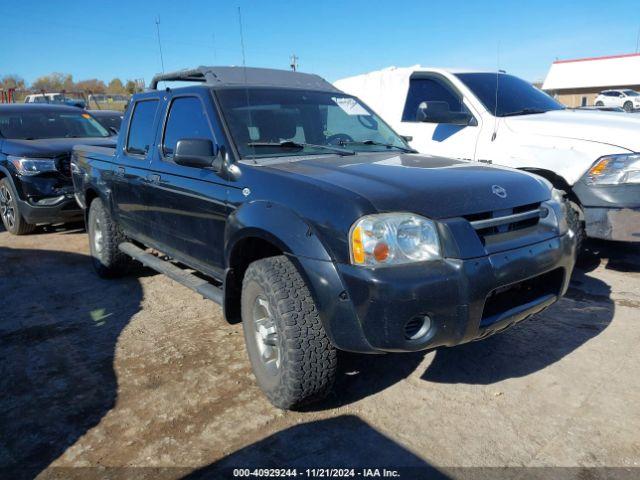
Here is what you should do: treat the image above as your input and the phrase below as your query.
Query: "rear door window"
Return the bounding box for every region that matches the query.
[126,99,159,155]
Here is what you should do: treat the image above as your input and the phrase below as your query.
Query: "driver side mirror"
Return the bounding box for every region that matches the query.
[173,138,222,170]
[416,101,473,126]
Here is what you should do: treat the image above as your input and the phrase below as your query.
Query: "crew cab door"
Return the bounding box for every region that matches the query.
[112,98,160,237]
[145,92,229,278]
[398,73,481,160]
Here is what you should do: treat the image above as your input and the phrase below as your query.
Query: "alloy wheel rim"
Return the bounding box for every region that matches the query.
[252,295,280,375]
[0,185,15,229]
[93,215,104,255]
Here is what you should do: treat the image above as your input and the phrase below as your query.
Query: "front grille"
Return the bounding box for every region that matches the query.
[481,268,564,326]
[56,154,71,177]
[464,202,542,243]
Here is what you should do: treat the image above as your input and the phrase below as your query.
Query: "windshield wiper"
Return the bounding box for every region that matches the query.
[339,139,417,153]
[501,108,548,117]
[246,141,355,156]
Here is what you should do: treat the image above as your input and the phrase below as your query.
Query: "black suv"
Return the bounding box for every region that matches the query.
[72,67,576,409]
[0,104,116,234]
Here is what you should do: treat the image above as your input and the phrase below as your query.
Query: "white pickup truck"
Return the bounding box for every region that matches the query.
[335,67,640,244]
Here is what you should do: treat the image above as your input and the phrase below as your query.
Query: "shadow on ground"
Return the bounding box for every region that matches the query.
[579,239,640,273]
[0,246,143,480]
[184,415,447,479]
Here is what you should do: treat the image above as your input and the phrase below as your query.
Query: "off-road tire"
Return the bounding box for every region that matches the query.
[623,101,633,112]
[241,255,337,409]
[566,201,584,255]
[0,178,36,235]
[88,198,132,278]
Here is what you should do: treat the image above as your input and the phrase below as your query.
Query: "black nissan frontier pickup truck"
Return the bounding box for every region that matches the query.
[71,66,576,409]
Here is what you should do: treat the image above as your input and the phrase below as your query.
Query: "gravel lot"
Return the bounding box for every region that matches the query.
[1,224,639,479]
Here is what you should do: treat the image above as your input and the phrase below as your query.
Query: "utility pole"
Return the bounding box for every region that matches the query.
[290,54,299,72]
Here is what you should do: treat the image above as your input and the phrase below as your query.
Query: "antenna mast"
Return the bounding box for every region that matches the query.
[290,54,299,72]
[155,16,165,74]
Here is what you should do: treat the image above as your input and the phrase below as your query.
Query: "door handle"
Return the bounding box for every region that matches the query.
[116,166,125,177]
[147,174,161,184]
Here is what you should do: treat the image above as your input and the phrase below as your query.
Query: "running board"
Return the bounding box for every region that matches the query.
[118,242,223,305]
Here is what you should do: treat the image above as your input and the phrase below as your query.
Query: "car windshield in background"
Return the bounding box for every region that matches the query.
[623,90,639,96]
[0,110,110,139]
[92,113,123,131]
[215,88,409,160]
[456,73,565,117]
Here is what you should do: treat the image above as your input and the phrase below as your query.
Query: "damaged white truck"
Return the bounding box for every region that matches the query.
[336,67,640,246]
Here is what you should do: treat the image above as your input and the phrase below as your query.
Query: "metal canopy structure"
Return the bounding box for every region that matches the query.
[149,66,339,92]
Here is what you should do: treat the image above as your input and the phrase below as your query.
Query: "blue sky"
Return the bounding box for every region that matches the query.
[2,0,639,86]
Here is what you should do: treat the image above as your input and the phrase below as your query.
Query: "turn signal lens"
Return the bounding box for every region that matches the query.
[352,226,365,264]
[588,158,610,177]
[586,154,640,185]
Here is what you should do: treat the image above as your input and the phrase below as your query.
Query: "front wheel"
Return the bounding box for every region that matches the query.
[0,178,36,235]
[566,201,585,255]
[623,101,633,112]
[241,255,337,409]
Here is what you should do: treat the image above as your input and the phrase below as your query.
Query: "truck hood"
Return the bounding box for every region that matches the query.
[267,153,550,219]
[1,137,117,157]
[504,110,640,152]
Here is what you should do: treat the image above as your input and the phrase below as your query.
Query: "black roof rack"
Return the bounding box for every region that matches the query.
[149,66,339,92]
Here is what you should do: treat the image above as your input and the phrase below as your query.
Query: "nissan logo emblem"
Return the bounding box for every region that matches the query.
[492,185,507,198]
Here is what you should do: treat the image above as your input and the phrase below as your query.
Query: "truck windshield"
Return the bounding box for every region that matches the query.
[455,73,565,117]
[0,110,110,139]
[216,88,410,160]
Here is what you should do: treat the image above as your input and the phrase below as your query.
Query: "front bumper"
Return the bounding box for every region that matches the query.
[583,207,640,242]
[10,172,82,225]
[326,233,575,353]
[574,181,640,242]
[16,195,82,224]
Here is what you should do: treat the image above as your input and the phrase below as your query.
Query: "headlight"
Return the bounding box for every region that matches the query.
[9,156,58,176]
[585,153,640,185]
[350,213,441,266]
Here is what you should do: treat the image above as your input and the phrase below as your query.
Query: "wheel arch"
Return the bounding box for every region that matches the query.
[223,201,334,324]
[518,167,581,205]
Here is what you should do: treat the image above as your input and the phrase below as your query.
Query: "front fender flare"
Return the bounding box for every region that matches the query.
[224,201,333,264]
[224,201,374,352]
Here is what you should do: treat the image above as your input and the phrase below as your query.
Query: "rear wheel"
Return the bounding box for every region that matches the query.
[0,178,36,235]
[595,101,604,107]
[88,198,132,277]
[623,101,633,112]
[241,255,337,409]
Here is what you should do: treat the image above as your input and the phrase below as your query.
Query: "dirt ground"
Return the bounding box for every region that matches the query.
[1,223,639,480]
